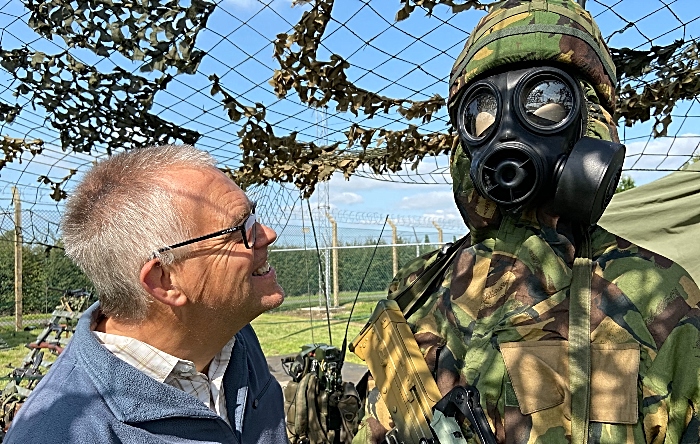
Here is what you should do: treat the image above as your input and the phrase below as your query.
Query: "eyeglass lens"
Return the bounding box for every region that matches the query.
[463,91,498,139]
[243,213,257,248]
[520,79,573,127]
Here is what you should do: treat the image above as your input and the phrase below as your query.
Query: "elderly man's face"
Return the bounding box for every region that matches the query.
[166,166,284,322]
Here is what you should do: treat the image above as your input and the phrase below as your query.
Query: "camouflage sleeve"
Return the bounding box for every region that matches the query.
[593,229,700,442]
[352,376,394,444]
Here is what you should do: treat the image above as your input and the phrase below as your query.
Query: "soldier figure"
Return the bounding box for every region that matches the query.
[353,0,700,442]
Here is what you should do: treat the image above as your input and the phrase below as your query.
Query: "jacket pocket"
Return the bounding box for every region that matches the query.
[500,341,639,424]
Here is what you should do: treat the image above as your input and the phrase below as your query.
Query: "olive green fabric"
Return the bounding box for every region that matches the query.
[599,162,700,285]
[449,0,616,114]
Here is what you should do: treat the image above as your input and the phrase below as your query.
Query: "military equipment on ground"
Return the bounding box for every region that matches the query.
[0,289,94,440]
[282,344,361,444]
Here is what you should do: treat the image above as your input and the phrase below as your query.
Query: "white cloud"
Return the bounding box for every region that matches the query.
[624,135,700,170]
[331,192,363,206]
[398,191,454,210]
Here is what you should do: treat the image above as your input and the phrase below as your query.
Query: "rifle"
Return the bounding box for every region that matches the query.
[350,299,496,444]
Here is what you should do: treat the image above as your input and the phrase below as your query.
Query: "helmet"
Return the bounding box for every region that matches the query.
[448,0,617,116]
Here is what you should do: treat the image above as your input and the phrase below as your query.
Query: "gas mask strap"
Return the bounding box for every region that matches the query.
[569,226,593,444]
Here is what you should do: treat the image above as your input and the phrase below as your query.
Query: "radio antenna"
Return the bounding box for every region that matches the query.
[339,215,389,370]
[307,199,333,345]
[301,199,315,344]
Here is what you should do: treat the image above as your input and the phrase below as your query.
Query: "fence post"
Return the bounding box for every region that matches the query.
[12,187,22,331]
[326,214,339,307]
[387,218,398,278]
[432,220,443,245]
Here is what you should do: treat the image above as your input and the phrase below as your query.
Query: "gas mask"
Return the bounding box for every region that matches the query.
[454,66,625,226]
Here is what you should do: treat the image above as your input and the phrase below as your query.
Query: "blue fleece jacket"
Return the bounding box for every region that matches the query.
[4,302,288,443]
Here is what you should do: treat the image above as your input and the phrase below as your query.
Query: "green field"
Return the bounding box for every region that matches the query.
[253,299,378,365]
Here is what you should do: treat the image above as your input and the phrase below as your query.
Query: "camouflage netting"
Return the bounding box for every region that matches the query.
[0,0,699,245]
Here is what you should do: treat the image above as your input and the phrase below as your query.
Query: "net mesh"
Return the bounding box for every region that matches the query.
[0,0,697,245]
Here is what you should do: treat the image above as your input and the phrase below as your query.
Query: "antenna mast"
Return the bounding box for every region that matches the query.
[315,107,332,309]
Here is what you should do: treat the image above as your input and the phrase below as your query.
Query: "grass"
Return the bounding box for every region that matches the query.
[252,300,379,365]
[272,290,386,312]
[0,328,59,390]
[0,313,53,329]
[0,330,39,369]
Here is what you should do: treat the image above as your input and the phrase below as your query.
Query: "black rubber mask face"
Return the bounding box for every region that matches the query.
[455,66,582,209]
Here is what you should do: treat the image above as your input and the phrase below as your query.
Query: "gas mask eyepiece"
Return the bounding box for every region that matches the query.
[454,66,624,225]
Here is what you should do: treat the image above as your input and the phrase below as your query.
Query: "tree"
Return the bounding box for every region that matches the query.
[615,175,636,194]
[0,232,92,316]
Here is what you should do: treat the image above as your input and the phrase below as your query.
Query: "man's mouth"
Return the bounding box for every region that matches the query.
[252,261,271,276]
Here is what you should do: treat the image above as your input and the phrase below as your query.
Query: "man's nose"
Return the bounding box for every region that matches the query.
[255,223,277,247]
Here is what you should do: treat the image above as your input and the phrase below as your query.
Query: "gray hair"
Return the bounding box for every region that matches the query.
[61,144,217,322]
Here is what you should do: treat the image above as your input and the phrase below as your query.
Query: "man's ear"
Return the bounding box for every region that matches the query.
[140,259,188,307]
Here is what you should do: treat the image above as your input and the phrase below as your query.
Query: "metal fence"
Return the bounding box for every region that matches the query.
[0,208,88,330]
[0,206,467,330]
[270,220,465,312]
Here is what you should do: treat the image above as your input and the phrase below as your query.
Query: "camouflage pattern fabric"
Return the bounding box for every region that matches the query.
[354,174,700,443]
[448,0,617,115]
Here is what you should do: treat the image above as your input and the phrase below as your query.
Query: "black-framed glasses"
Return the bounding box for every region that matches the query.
[150,203,257,260]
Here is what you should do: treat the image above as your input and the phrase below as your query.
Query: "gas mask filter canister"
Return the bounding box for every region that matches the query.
[455,66,624,226]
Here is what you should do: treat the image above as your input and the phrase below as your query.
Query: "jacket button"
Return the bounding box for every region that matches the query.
[253,399,259,408]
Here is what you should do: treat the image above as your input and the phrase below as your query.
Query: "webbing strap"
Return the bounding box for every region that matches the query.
[569,229,592,444]
[392,235,469,318]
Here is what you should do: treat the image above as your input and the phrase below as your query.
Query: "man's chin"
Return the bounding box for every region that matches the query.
[251,266,285,312]
[257,284,285,312]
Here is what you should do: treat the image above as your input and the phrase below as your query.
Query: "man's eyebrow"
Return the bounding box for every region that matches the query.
[229,200,255,227]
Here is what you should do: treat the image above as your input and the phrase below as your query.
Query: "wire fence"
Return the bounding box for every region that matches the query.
[270,221,464,311]
[0,207,466,330]
[1,0,699,214]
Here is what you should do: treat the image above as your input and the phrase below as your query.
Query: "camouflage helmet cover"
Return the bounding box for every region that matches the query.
[448,0,617,116]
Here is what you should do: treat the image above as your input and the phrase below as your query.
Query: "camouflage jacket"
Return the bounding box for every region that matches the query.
[353,192,700,443]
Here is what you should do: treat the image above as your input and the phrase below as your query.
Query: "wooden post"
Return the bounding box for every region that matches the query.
[387,218,398,278]
[12,187,22,332]
[326,214,339,307]
[432,220,443,245]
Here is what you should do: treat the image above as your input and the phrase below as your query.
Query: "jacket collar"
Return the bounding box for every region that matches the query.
[73,302,223,423]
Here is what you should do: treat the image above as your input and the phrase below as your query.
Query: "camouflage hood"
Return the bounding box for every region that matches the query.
[448,0,617,115]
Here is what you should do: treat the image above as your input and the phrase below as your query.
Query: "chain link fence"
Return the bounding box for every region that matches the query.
[0,209,92,331]
[0,206,467,330]
[270,219,465,314]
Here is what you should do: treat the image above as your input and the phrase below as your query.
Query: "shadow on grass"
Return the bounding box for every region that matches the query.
[0,330,39,348]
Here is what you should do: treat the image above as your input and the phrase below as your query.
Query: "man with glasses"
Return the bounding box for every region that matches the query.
[5,145,288,444]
